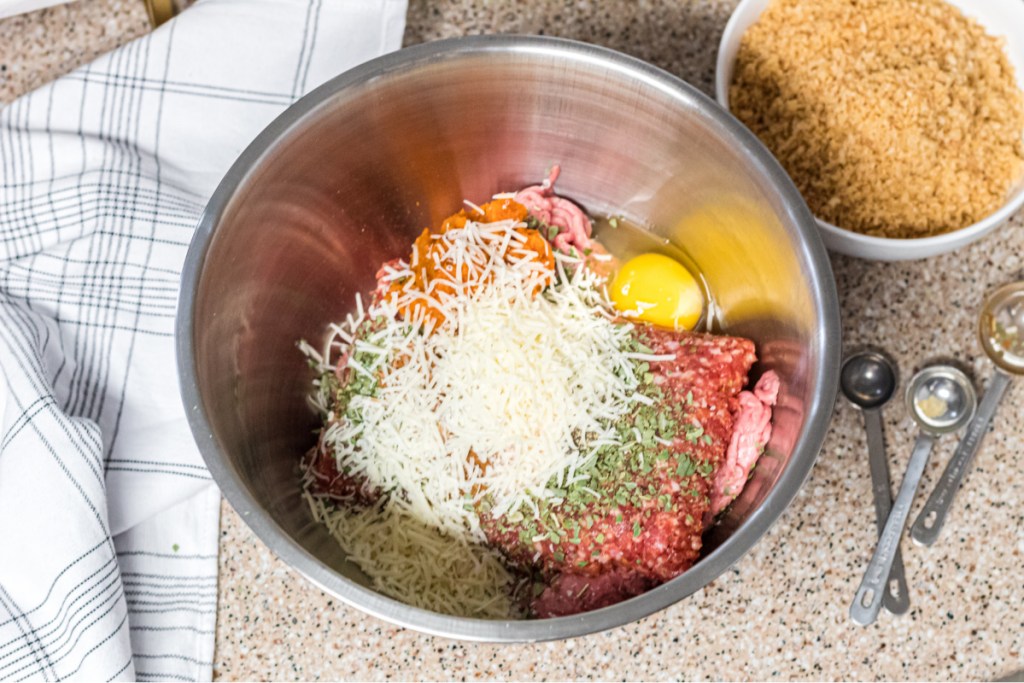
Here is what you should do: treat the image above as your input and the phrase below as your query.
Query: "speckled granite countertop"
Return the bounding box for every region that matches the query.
[3,0,1022,680]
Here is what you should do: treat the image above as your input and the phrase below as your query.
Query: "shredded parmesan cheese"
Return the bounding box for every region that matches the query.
[310,217,652,542]
[304,491,521,618]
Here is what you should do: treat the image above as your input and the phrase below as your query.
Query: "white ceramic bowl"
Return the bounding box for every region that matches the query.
[715,0,1024,261]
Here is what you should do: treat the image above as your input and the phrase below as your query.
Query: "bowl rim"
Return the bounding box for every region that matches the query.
[176,34,841,642]
[713,0,1024,258]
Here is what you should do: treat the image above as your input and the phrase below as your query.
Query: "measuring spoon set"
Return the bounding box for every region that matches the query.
[840,281,1024,626]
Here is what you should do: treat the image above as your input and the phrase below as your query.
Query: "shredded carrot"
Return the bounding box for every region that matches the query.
[386,198,555,327]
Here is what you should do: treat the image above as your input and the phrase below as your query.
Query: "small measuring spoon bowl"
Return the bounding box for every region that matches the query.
[905,366,976,433]
[839,352,910,615]
[912,281,1024,545]
[982,281,1024,374]
[850,365,977,626]
[841,352,897,409]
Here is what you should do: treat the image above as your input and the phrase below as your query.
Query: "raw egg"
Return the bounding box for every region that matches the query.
[609,253,703,330]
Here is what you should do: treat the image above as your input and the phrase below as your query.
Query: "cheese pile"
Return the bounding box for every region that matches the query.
[303,491,520,618]
[309,212,662,542]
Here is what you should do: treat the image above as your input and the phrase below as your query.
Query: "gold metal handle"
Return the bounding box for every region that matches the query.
[143,0,177,27]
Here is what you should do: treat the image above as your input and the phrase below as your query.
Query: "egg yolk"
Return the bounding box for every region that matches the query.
[609,253,703,331]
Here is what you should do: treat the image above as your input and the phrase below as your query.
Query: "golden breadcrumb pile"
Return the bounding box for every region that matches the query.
[730,0,1024,238]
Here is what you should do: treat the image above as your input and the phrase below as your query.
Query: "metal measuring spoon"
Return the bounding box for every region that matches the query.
[849,365,977,626]
[911,281,1024,546]
[839,352,910,615]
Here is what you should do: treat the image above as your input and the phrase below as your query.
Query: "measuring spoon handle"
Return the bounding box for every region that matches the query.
[911,370,1012,547]
[851,432,935,626]
[863,409,910,615]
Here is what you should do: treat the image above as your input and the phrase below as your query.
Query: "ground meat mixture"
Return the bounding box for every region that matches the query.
[532,571,653,619]
[302,439,379,507]
[305,315,777,619]
[479,328,762,616]
[302,176,782,619]
[711,371,780,517]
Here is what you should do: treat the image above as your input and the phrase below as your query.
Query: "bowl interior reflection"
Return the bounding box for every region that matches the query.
[180,36,839,640]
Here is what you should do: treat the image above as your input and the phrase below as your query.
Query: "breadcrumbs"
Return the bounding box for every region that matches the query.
[730,0,1024,238]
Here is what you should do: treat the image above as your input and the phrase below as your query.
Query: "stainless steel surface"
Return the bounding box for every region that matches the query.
[850,365,976,626]
[850,432,936,626]
[839,352,909,615]
[911,370,1011,546]
[912,281,1024,546]
[906,366,977,434]
[176,35,841,641]
[980,281,1024,374]
[840,351,897,410]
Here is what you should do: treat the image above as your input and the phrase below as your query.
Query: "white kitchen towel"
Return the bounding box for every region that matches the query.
[0,0,407,680]
[0,0,73,21]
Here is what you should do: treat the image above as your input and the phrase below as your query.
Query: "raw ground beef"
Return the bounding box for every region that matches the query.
[302,440,379,507]
[711,371,780,517]
[532,571,653,618]
[480,327,764,616]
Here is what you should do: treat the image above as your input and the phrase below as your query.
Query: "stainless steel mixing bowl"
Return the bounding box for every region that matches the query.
[177,35,840,641]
